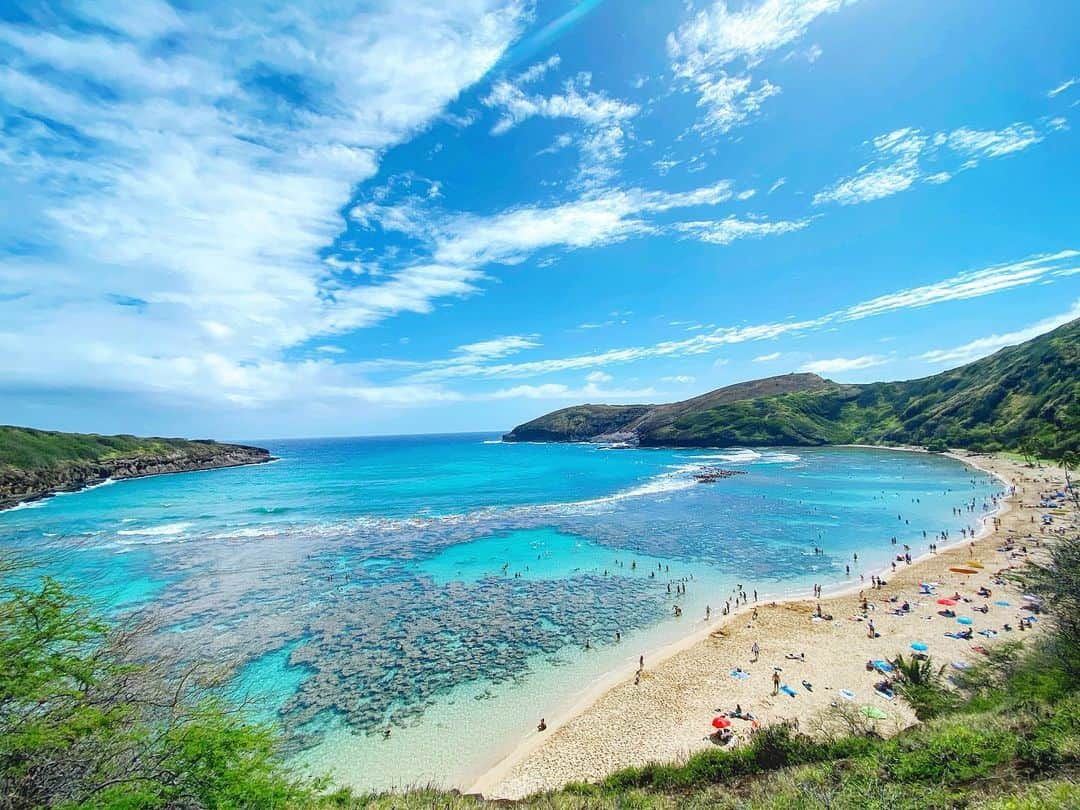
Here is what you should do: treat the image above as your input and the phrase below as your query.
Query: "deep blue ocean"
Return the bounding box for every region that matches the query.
[0,435,1002,789]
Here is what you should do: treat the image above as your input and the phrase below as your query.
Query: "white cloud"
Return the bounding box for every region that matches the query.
[454,334,541,361]
[1048,77,1078,98]
[586,370,613,383]
[661,375,696,384]
[815,121,1055,206]
[800,354,887,374]
[839,250,1080,321]
[676,215,811,245]
[483,60,639,185]
[946,124,1042,158]
[753,351,782,362]
[355,181,738,273]
[0,0,530,408]
[488,382,654,401]
[768,177,787,194]
[668,0,854,133]
[402,249,1078,382]
[691,74,781,133]
[918,300,1080,365]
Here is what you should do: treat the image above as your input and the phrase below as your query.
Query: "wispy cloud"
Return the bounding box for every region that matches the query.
[815,120,1055,206]
[353,180,742,273]
[753,351,782,362]
[1048,77,1078,98]
[800,354,887,374]
[0,0,530,407]
[668,0,854,133]
[402,249,1078,382]
[483,56,639,186]
[918,300,1080,365]
[675,215,812,245]
[454,335,541,361]
[839,250,1080,321]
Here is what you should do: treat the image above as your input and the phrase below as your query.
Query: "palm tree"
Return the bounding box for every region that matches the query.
[1057,450,1077,506]
[892,653,955,720]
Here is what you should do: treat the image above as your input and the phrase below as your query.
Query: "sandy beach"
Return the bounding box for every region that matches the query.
[473,451,1072,799]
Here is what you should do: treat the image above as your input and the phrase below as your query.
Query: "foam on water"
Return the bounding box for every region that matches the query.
[116,521,192,537]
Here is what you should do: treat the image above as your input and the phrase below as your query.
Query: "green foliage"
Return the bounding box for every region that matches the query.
[891,653,957,720]
[0,573,318,809]
[1010,536,1080,676]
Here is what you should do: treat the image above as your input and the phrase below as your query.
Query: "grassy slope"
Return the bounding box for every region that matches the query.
[505,374,831,442]
[655,319,1080,453]
[0,425,233,471]
[508,319,1080,455]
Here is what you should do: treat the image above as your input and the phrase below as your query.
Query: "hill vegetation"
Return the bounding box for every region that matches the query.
[504,319,1080,457]
[0,426,272,509]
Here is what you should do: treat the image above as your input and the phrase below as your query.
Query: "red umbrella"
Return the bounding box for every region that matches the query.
[937,598,957,606]
[712,717,732,729]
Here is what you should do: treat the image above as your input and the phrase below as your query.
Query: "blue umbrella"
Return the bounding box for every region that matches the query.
[911,642,928,652]
[995,600,1010,606]
[956,616,973,626]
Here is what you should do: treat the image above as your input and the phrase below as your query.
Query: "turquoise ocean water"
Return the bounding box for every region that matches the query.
[0,435,1002,789]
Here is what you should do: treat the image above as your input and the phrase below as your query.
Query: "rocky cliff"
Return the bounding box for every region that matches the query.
[0,427,273,510]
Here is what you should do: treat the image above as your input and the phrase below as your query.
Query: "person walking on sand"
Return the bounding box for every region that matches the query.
[772,670,780,695]
[751,641,760,662]
[639,654,644,670]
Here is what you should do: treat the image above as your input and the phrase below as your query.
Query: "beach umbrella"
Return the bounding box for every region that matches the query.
[911,642,928,652]
[937,598,956,606]
[956,616,973,626]
[712,717,731,730]
[860,706,888,720]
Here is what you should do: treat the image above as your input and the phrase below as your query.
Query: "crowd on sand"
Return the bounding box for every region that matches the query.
[472,453,1074,799]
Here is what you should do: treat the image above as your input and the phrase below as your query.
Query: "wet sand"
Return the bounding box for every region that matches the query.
[473,452,1070,799]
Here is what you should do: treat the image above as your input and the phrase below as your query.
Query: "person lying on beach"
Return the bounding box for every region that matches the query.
[785,652,806,661]
[801,679,813,692]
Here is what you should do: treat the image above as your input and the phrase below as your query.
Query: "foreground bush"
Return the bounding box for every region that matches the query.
[0,574,318,809]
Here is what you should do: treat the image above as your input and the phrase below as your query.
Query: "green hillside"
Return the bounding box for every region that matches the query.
[506,318,1080,456]
[0,426,271,508]
[0,426,227,470]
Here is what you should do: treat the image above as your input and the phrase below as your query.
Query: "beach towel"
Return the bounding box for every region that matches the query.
[839,689,856,701]
[780,685,797,697]
[729,669,750,680]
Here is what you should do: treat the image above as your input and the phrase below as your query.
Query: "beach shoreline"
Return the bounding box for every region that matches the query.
[471,449,1062,799]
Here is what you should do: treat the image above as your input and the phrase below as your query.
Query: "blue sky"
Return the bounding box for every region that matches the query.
[1,0,1078,440]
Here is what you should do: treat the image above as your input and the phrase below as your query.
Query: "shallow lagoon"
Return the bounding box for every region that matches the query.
[0,436,1002,789]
